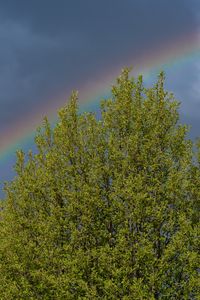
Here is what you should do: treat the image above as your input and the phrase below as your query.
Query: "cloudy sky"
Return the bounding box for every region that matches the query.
[0,0,200,197]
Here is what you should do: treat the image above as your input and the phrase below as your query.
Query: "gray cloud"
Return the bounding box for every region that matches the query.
[0,0,197,125]
[0,0,199,196]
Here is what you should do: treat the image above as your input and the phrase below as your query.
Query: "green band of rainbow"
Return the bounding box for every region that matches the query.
[0,31,199,162]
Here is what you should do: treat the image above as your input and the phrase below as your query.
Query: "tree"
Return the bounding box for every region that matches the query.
[0,69,199,299]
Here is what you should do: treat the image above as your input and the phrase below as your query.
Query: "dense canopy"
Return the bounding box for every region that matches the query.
[0,69,199,299]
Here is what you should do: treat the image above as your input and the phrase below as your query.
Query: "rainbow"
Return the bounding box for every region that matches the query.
[0,31,200,163]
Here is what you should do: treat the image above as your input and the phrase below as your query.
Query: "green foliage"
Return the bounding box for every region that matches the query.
[0,69,199,299]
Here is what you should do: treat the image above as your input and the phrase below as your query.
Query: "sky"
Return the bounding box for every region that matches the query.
[0,0,200,197]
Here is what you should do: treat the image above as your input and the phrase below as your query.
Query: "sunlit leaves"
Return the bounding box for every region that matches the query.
[0,69,199,299]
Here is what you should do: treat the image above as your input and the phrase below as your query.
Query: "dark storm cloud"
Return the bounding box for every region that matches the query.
[0,0,198,131]
[0,0,199,197]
